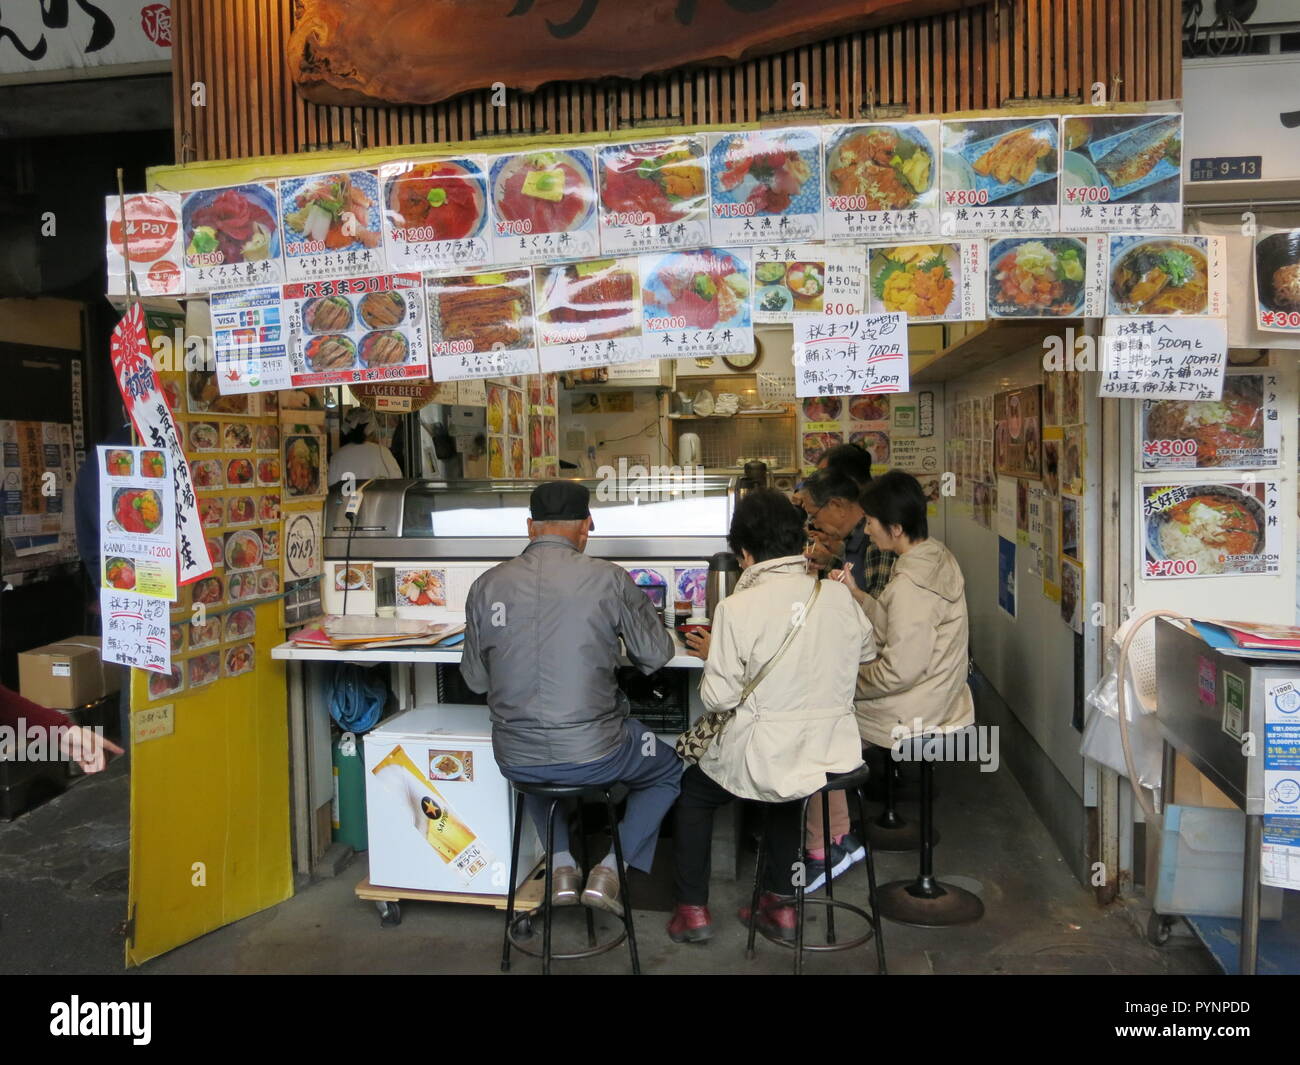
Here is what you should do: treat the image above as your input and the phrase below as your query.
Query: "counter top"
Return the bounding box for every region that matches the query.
[271,632,706,669]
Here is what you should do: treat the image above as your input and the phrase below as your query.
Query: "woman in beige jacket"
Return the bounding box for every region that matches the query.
[669,489,877,945]
[838,471,974,749]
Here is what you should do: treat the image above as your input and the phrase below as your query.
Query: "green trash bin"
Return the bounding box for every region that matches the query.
[332,731,368,851]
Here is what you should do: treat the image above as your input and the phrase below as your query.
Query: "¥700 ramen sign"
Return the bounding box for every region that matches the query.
[289,0,973,107]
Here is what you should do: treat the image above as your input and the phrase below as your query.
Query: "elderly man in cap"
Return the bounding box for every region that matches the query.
[460,480,680,915]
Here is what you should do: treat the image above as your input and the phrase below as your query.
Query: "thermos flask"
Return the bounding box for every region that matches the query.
[705,551,741,622]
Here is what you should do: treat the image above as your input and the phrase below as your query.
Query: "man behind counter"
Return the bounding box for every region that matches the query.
[460,481,681,916]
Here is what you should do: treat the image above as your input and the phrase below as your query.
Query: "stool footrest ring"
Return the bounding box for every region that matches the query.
[506,909,628,962]
[755,896,878,953]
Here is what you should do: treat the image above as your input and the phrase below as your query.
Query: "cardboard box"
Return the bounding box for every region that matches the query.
[18,637,120,710]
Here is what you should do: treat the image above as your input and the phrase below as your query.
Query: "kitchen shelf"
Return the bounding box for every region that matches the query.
[911,319,1082,384]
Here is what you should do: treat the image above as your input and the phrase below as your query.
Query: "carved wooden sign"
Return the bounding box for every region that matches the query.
[289,0,979,108]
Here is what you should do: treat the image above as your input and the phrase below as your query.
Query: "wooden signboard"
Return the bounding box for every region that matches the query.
[288,0,977,107]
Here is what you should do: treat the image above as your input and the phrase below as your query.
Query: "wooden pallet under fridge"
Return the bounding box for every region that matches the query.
[356,861,545,918]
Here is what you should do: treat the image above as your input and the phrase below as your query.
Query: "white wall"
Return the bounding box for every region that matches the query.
[944,344,1101,797]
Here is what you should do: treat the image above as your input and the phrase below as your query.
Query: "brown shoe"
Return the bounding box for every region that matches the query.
[581,865,623,917]
[550,865,582,908]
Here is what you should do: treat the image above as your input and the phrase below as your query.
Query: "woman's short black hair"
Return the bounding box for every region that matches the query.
[820,443,873,487]
[799,468,862,509]
[728,488,808,562]
[859,470,929,541]
[341,424,367,446]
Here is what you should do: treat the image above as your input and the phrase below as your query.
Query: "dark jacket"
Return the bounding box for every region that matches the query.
[460,535,674,767]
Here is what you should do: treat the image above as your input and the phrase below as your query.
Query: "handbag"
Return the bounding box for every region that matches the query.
[675,579,821,765]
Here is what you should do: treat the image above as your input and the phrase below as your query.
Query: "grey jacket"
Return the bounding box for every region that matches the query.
[460,535,675,768]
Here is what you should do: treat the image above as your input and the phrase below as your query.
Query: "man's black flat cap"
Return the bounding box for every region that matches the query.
[530,480,591,521]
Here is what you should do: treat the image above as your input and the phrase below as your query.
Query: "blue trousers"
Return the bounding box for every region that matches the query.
[500,718,683,873]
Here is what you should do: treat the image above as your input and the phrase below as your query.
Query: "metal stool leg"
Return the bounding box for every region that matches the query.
[746,807,768,959]
[877,756,983,927]
[854,786,887,974]
[572,795,596,948]
[820,790,838,944]
[542,798,559,974]
[795,797,808,976]
[604,791,640,975]
[868,749,925,852]
[501,788,525,972]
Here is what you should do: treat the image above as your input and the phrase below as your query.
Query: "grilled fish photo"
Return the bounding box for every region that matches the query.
[359,290,406,328]
[306,335,357,370]
[974,127,1052,186]
[1095,116,1180,189]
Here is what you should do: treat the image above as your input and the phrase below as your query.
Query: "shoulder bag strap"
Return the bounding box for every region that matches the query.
[733,578,821,707]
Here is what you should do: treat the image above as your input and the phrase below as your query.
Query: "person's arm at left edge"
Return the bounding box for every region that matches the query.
[459,578,489,693]
[617,569,674,673]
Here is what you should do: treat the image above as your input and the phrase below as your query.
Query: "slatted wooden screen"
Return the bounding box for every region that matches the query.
[171,0,1181,163]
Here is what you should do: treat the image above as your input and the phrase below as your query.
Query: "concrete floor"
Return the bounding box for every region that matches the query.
[0,752,1219,975]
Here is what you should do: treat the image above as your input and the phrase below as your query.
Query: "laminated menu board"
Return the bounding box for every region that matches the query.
[1141,481,1280,578]
[1138,373,1281,471]
[986,235,1106,319]
[822,121,941,243]
[1105,234,1226,317]
[707,128,822,245]
[98,445,176,601]
[640,248,753,358]
[278,169,385,282]
[940,117,1060,236]
[1254,228,1300,333]
[285,273,429,387]
[380,157,491,274]
[425,268,541,380]
[866,240,986,322]
[596,136,710,255]
[533,258,644,372]
[1059,113,1183,232]
[793,314,909,398]
[751,244,865,324]
[106,193,184,298]
[487,148,600,266]
[182,183,284,293]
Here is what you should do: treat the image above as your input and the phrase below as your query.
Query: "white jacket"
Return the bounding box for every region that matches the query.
[697,556,877,802]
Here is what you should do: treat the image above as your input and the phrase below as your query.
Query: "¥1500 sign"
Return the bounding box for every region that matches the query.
[288,0,971,107]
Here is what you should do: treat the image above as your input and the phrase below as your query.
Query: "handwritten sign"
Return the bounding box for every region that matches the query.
[100,588,170,674]
[793,313,909,398]
[109,302,212,585]
[1100,317,1227,401]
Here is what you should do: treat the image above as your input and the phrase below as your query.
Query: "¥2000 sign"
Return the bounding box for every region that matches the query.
[288,0,971,107]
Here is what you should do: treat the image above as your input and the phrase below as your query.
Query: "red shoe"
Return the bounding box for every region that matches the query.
[738,891,797,942]
[667,904,714,944]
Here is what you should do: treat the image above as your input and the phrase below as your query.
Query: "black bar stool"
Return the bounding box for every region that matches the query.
[866,753,923,852]
[500,781,640,975]
[876,735,983,927]
[745,763,887,975]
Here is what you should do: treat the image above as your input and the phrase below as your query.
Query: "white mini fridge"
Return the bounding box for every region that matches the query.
[363,704,541,896]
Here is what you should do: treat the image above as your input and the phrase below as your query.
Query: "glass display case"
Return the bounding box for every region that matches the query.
[324,477,736,561]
